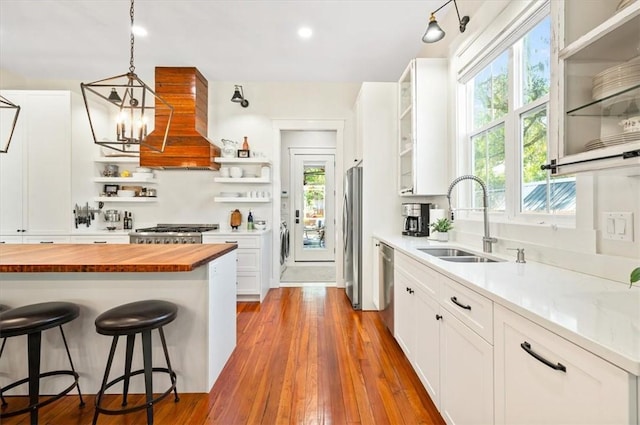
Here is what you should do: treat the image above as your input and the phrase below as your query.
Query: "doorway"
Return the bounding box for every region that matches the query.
[272,121,344,288]
[291,151,335,262]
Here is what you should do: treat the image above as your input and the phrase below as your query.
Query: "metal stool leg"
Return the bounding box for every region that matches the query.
[121,334,135,407]
[93,336,119,425]
[158,327,179,402]
[58,326,85,407]
[141,329,154,425]
[0,338,7,407]
[27,332,42,425]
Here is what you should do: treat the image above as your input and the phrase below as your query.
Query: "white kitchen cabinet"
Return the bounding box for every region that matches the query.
[440,311,494,425]
[494,304,636,425]
[23,235,71,244]
[356,82,399,310]
[394,252,442,406]
[397,59,448,195]
[394,251,494,424]
[0,236,23,244]
[548,1,640,174]
[0,90,71,237]
[70,235,129,244]
[203,231,271,302]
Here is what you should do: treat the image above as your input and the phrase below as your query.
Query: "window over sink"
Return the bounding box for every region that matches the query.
[458,6,576,221]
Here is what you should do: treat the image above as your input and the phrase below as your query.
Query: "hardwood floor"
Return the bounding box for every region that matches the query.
[1,287,444,425]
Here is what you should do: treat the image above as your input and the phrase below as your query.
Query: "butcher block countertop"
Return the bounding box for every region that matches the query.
[0,243,237,273]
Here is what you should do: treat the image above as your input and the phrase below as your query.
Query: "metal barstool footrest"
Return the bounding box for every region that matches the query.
[0,369,83,418]
[94,367,178,416]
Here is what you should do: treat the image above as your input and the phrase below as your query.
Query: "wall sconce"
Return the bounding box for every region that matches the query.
[231,85,249,108]
[80,0,174,153]
[422,0,470,43]
[0,95,21,154]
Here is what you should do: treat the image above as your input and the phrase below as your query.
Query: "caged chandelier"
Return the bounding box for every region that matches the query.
[0,95,21,154]
[80,0,173,153]
[422,0,470,43]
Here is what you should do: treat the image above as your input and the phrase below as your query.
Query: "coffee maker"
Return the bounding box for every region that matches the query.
[402,203,431,237]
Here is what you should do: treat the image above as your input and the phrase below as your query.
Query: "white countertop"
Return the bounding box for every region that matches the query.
[375,233,640,376]
[204,228,271,236]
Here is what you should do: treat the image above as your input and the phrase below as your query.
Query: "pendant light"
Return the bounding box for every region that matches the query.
[422,0,470,43]
[0,95,21,154]
[80,0,173,153]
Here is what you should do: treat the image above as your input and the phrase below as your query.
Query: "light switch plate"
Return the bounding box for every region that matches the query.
[603,212,633,241]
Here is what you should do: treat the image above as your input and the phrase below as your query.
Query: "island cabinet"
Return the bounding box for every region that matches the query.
[203,230,271,302]
[0,90,71,240]
[494,304,637,425]
[394,251,494,424]
[0,244,238,394]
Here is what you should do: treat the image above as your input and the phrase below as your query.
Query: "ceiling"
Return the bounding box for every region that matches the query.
[0,0,462,84]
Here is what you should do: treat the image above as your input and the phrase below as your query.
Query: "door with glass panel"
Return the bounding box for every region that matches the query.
[291,153,335,262]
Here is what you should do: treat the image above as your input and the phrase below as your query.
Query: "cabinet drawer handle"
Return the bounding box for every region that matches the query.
[93,241,107,244]
[225,240,238,244]
[520,341,566,372]
[39,241,54,244]
[450,296,471,310]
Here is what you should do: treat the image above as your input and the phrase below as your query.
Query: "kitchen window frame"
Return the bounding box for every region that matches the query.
[455,2,576,228]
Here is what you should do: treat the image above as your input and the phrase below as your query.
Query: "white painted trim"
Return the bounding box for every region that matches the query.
[271,120,345,289]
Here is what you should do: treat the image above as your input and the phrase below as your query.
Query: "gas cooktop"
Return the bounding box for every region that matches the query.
[134,224,219,233]
[130,224,219,244]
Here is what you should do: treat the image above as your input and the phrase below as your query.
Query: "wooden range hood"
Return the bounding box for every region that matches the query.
[141,67,220,169]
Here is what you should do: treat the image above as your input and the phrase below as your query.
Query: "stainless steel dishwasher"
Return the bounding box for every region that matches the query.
[379,242,394,334]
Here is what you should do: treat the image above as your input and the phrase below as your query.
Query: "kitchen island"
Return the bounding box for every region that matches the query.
[0,244,237,394]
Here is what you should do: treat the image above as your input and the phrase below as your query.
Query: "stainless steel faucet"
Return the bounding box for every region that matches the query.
[446,175,497,253]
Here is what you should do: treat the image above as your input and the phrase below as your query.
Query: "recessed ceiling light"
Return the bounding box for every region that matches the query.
[132,25,147,37]
[298,27,313,39]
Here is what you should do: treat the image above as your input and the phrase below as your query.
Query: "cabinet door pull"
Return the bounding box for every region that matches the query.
[520,341,566,372]
[435,314,442,320]
[450,296,471,310]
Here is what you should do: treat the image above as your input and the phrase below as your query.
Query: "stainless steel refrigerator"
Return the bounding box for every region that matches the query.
[343,166,362,310]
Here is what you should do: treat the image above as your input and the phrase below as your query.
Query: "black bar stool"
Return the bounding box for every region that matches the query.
[0,304,11,408]
[0,301,85,425]
[93,300,179,425]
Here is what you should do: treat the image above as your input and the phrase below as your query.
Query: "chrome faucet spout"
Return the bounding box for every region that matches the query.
[446,175,497,253]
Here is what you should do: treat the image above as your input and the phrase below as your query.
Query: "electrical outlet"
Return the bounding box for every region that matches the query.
[602,212,633,242]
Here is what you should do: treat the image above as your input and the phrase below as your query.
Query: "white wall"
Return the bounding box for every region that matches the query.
[0,70,360,286]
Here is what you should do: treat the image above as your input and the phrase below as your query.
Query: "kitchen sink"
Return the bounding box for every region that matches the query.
[438,256,503,263]
[417,247,505,263]
[417,248,476,257]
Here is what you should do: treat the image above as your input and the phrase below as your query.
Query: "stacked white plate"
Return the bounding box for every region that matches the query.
[220,192,240,198]
[592,56,640,101]
[585,131,640,151]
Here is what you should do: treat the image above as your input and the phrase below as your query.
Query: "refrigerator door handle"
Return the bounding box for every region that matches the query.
[343,193,349,251]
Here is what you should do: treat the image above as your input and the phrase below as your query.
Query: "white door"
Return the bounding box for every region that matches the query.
[291,153,335,262]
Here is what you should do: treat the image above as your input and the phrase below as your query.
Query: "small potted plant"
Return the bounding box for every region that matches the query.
[630,267,640,288]
[430,218,453,242]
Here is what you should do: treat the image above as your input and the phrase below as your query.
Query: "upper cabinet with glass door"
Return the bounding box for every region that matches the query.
[549,0,640,174]
[398,58,449,196]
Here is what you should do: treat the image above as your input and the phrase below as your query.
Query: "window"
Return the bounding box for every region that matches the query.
[464,14,575,218]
